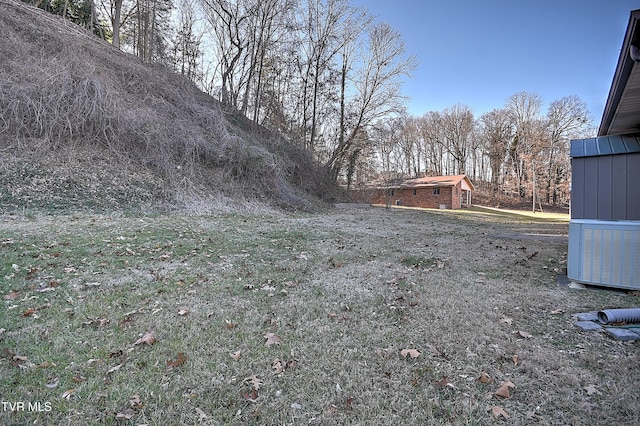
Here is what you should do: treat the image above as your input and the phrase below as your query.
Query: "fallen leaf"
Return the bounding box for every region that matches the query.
[511,354,520,365]
[264,332,282,347]
[4,290,19,300]
[494,381,515,399]
[435,376,454,388]
[400,348,421,359]
[61,389,76,400]
[477,371,494,384]
[244,375,263,390]
[22,308,36,317]
[425,344,445,358]
[45,377,60,389]
[489,405,509,419]
[499,316,513,325]
[225,319,236,329]
[129,394,144,409]
[230,350,242,361]
[550,308,564,315]
[167,352,187,368]
[272,359,284,374]
[115,407,136,420]
[115,394,145,418]
[345,397,354,410]
[37,361,57,368]
[514,330,532,339]
[178,309,189,316]
[243,388,259,402]
[134,331,157,346]
[107,364,123,374]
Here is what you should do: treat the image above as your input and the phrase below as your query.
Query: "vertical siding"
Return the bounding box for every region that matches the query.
[597,156,612,220]
[572,151,639,221]
[612,154,628,219]
[628,153,640,220]
[583,157,599,219]
[571,158,585,219]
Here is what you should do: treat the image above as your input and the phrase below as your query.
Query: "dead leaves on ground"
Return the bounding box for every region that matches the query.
[4,289,20,300]
[513,330,533,339]
[494,381,516,399]
[400,348,421,359]
[133,331,157,346]
[115,394,144,420]
[242,376,263,402]
[61,388,76,400]
[166,352,187,368]
[488,405,510,419]
[476,371,494,384]
[272,358,298,375]
[264,332,282,347]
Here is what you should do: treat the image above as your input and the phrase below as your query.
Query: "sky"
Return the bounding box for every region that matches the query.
[353,0,639,125]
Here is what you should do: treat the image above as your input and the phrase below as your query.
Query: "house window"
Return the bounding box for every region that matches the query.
[413,189,417,196]
[433,188,440,195]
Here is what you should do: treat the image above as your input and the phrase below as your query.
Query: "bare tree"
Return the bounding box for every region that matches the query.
[293,0,360,152]
[505,91,543,198]
[440,104,474,175]
[200,0,251,106]
[327,22,416,182]
[479,108,511,191]
[543,95,591,204]
[418,111,445,176]
[171,0,204,82]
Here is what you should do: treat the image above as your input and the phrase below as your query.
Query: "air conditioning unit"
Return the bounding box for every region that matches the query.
[568,219,640,290]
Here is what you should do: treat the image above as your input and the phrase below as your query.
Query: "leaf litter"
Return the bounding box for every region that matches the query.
[0,208,636,424]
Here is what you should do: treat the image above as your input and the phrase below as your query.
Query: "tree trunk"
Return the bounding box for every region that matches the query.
[112,0,123,48]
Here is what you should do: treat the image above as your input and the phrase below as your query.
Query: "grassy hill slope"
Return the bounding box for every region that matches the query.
[0,0,331,214]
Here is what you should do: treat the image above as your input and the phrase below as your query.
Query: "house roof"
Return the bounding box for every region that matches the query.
[399,174,474,191]
[598,9,640,136]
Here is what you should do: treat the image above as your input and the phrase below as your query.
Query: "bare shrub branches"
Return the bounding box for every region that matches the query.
[0,0,329,211]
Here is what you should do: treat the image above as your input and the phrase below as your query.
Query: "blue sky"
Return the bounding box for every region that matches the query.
[354,0,639,124]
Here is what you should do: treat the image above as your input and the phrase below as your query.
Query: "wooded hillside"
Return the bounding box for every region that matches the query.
[0,0,333,212]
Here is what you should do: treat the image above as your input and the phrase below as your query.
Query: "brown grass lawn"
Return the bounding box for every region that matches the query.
[1,207,638,425]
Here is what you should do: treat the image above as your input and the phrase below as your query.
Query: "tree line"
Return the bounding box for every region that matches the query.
[362,92,593,206]
[26,0,593,205]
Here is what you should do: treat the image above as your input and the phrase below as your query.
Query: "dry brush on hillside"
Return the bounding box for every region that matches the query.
[0,0,333,213]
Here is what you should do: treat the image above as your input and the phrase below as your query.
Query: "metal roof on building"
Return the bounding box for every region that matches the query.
[399,174,475,191]
[570,134,640,158]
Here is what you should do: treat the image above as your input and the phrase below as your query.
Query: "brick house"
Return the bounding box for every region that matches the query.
[370,174,474,209]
